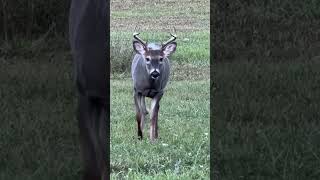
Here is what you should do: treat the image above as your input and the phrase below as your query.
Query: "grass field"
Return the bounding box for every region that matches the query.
[0,58,81,179]
[0,0,210,179]
[2,0,320,179]
[111,80,209,179]
[213,62,320,179]
[212,0,320,179]
[110,0,210,179]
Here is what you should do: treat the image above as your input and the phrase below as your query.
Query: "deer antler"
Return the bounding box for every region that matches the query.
[163,27,177,47]
[133,32,147,46]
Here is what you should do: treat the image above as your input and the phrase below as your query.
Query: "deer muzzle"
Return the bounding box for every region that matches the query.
[150,70,160,79]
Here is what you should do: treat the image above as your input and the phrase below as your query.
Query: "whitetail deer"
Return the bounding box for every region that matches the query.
[69,0,108,179]
[131,32,177,142]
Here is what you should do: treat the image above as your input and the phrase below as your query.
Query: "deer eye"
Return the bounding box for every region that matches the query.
[145,57,150,62]
[159,58,163,62]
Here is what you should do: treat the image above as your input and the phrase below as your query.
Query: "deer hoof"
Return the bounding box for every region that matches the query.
[138,132,143,140]
[150,137,158,143]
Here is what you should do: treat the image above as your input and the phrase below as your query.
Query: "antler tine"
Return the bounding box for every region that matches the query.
[172,26,177,36]
[163,30,177,47]
[133,32,147,46]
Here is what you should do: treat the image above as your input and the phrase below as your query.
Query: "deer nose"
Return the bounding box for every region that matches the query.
[150,71,160,79]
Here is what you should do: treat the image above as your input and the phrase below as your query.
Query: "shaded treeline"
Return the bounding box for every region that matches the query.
[212,0,320,62]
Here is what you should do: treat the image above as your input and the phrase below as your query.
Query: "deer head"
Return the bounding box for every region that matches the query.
[133,32,177,79]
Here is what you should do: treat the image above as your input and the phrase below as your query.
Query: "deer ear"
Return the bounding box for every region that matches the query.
[133,41,146,55]
[162,42,177,57]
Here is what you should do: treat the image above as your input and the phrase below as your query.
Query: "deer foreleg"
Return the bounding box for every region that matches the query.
[134,93,144,139]
[139,96,147,134]
[150,93,163,142]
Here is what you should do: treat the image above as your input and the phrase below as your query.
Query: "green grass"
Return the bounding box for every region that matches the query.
[111,0,209,19]
[3,0,320,179]
[0,0,210,179]
[111,80,210,179]
[110,0,210,74]
[212,2,320,178]
[212,0,320,62]
[213,61,320,179]
[111,31,210,74]
[0,58,81,180]
[110,0,210,179]
[110,0,209,32]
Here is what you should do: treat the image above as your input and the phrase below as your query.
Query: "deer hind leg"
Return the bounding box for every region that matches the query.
[134,93,144,139]
[150,93,163,142]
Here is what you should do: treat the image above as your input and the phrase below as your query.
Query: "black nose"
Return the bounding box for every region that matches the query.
[150,71,160,79]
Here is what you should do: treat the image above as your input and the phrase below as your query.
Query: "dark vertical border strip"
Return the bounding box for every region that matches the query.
[210,0,214,179]
[210,0,320,179]
[106,0,111,177]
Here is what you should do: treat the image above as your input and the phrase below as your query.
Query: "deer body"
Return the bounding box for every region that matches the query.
[69,0,108,179]
[131,33,177,142]
[131,52,170,98]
